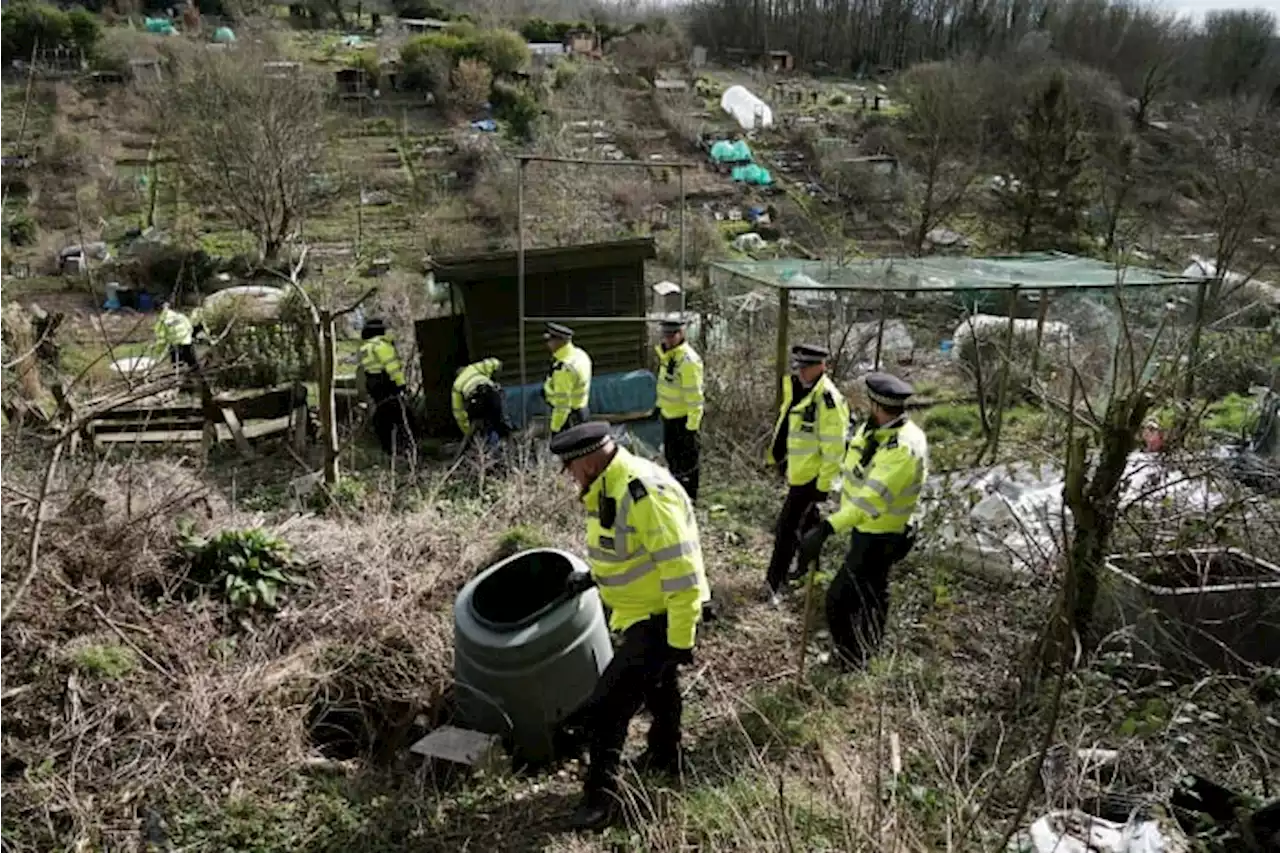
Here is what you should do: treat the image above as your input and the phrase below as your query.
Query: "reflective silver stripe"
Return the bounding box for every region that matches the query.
[650,541,697,562]
[900,484,922,499]
[864,479,895,503]
[588,546,629,563]
[886,504,915,517]
[595,560,657,586]
[818,435,845,445]
[848,496,881,517]
[661,573,699,593]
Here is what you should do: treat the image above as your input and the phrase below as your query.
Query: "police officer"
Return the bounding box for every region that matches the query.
[543,322,593,436]
[451,357,513,451]
[357,318,409,455]
[764,344,849,605]
[655,318,704,502]
[154,298,199,370]
[552,422,708,831]
[797,372,928,667]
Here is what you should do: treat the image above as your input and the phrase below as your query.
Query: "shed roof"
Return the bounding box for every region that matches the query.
[709,252,1199,293]
[431,237,656,283]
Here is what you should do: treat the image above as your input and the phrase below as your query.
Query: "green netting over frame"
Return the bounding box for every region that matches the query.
[708,252,1197,294]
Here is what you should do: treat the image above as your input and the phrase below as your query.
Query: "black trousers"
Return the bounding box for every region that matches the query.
[464,384,513,440]
[367,374,409,455]
[765,480,826,593]
[662,416,701,502]
[559,615,681,799]
[826,530,912,668]
[169,344,198,369]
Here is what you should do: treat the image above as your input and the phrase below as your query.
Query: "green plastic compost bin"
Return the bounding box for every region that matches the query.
[453,548,613,765]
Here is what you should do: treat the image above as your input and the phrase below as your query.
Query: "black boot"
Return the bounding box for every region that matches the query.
[568,789,618,832]
[631,748,683,777]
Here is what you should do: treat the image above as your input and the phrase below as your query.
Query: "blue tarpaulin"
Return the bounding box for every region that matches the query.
[502,369,657,430]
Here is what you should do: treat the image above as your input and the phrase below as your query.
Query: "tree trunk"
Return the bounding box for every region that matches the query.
[318,311,339,486]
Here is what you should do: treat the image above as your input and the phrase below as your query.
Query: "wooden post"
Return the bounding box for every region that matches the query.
[986,285,1021,462]
[873,292,888,370]
[796,558,818,684]
[1029,288,1049,378]
[319,310,339,486]
[774,287,790,410]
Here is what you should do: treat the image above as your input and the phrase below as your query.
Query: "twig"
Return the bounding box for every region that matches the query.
[1,440,64,625]
[91,604,176,682]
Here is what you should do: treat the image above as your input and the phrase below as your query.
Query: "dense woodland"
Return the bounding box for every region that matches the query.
[689,0,1279,100]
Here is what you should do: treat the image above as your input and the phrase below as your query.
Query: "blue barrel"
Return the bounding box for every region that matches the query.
[453,548,612,765]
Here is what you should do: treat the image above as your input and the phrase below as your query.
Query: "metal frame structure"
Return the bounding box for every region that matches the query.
[515,154,697,421]
[710,254,1202,459]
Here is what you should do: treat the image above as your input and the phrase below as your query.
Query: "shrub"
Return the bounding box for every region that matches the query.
[475,28,529,75]
[208,320,316,388]
[1197,329,1279,401]
[177,523,310,613]
[492,81,540,141]
[449,57,492,113]
[1,3,100,60]
[400,37,457,92]
[351,49,380,90]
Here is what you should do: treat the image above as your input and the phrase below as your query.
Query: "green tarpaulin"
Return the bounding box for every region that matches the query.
[213,26,236,43]
[731,163,772,185]
[710,140,753,164]
[145,17,176,34]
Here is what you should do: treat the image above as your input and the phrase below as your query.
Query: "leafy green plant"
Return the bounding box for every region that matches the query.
[178,523,310,613]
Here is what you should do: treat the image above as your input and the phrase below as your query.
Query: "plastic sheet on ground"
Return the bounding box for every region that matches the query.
[145,17,176,34]
[110,356,158,377]
[926,454,1228,575]
[501,370,657,431]
[202,285,284,321]
[1009,810,1190,853]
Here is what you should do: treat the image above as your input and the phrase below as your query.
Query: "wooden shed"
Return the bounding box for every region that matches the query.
[415,238,656,435]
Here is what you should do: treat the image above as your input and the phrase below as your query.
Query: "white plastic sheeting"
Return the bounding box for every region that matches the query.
[926,454,1228,574]
[720,85,774,131]
[950,314,1073,359]
[1011,810,1190,853]
[110,355,158,377]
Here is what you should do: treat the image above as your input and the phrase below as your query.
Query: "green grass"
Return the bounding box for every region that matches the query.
[1203,392,1259,436]
[70,643,137,679]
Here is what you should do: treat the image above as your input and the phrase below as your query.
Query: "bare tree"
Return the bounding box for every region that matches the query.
[159,50,329,264]
[1184,98,1280,397]
[898,60,985,254]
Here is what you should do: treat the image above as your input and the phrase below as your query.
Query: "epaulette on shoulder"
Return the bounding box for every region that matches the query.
[628,479,649,501]
[885,436,899,450]
[822,390,835,408]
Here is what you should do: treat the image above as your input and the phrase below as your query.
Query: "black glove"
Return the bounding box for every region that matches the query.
[797,520,834,570]
[563,571,596,597]
[668,646,694,667]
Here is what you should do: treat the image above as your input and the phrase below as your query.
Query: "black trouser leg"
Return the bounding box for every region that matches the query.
[367,375,404,455]
[826,533,900,668]
[573,617,670,799]
[169,344,198,369]
[765,481,824,593]
[662,416,701,502]
[642,653,681,760]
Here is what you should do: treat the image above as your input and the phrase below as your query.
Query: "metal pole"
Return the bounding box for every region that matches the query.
[775,288,790,410]
[1030,288,1049,378]
[678,166,686,316]
[517,160,527,426]
[873,292,888,370]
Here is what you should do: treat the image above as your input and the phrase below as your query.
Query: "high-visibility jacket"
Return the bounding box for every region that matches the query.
[452,357,501,434]
[766,373,849,492]
[828,416,929,535]
[154,307,194,347]
[544,342,592,433]
[358,335,405,387]
[655,342,705,430]
[583,447,709,650]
